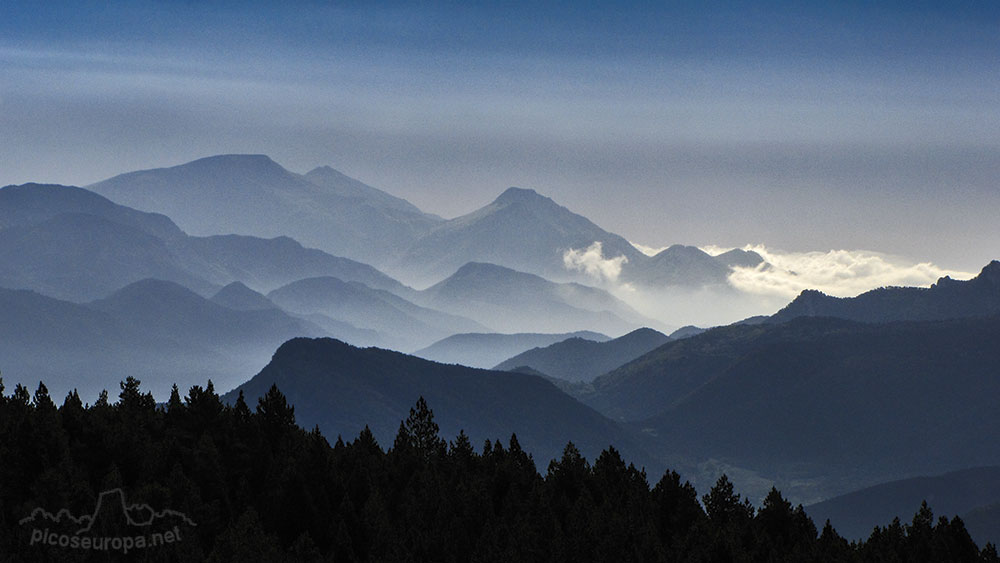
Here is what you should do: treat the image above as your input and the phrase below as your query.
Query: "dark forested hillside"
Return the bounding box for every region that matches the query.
[806,467,1000,545]
[770,260,1000,324]
[0,377,995,562]
[565,314,1000,505]
[221,337,652,470]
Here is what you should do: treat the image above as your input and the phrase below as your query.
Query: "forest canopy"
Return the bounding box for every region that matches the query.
[0,376,995,562]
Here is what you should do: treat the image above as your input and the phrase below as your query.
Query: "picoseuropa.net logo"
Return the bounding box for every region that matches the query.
[19,488,197,555]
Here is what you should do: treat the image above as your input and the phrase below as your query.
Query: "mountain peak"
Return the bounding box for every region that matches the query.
[980,260,1000,282]
[189,153,277,167]
[210,281,276,311]
[450,261,525,280]
[493,187,548,205]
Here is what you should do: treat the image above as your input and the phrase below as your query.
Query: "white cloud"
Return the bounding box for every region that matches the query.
[563,241,628,282]
[726,245,975,299]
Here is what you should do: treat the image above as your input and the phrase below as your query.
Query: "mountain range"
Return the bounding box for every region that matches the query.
[4,153,999,526]
[0,182,415,302]
[0,280,326,399]
[84,155,771,291]
[87,154,442,266]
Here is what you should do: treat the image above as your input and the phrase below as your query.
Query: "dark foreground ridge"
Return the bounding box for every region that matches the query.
[1,376,996,562]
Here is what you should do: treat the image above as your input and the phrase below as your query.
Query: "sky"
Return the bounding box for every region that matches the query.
[1,1,998,271]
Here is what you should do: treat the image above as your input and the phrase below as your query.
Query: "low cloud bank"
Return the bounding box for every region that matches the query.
[562,241,976,328]
[563,242,628,282]
[718,245,974,299]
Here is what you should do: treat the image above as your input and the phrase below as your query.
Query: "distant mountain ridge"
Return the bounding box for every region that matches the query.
[770,260,1000,324]
[88,154,441,265]
[416,262,658,335]
[393,187,645,286]
[493,327,671,382]
[0,182,416,301]
[0,280,327,399]
[0,182,183,241]
[267,276,486,351]
[392,186,761,289]
[0,211,217,301]
[622,245,737,288]
[210,281,278,311]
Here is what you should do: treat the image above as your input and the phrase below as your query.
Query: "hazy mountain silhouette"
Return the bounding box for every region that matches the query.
[0,212,215,301]
[805,466,1000,545]
[267,276,486,351]
[493,327,671,383]
[169,233,414,296]
[413,330,610,369]
[713,248,766,269]
[621,244,734,288]
[90,279,323,346]
[88,154,441,265]
[0,183,183,241]
[222,337,657,471]
[209,281,278,311]
[0,280,327,399]
[0,182,417,302]
[770,260,1000,324]
[303,165,438,219]
[392,187,644,286]
[417,262,657,335]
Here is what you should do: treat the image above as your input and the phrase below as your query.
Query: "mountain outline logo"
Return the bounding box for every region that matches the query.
[19,488,196,554]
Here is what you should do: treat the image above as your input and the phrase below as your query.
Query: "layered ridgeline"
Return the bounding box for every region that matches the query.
[267,277,485,351]
[414,330,610,369]
[88,155,442,266]
[493,328,671,382]
[0,280,326,399]
[222,337,656,472]
[36,156,768,294]
[806,466,1000,546]
[0,183,413,301]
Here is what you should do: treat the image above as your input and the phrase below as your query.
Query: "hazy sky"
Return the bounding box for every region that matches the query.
[2,1,998,270]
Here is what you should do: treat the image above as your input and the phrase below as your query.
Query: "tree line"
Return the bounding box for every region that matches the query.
[0,376,996,562]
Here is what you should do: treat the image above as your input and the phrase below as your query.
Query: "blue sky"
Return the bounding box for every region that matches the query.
[1,1,998,270]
